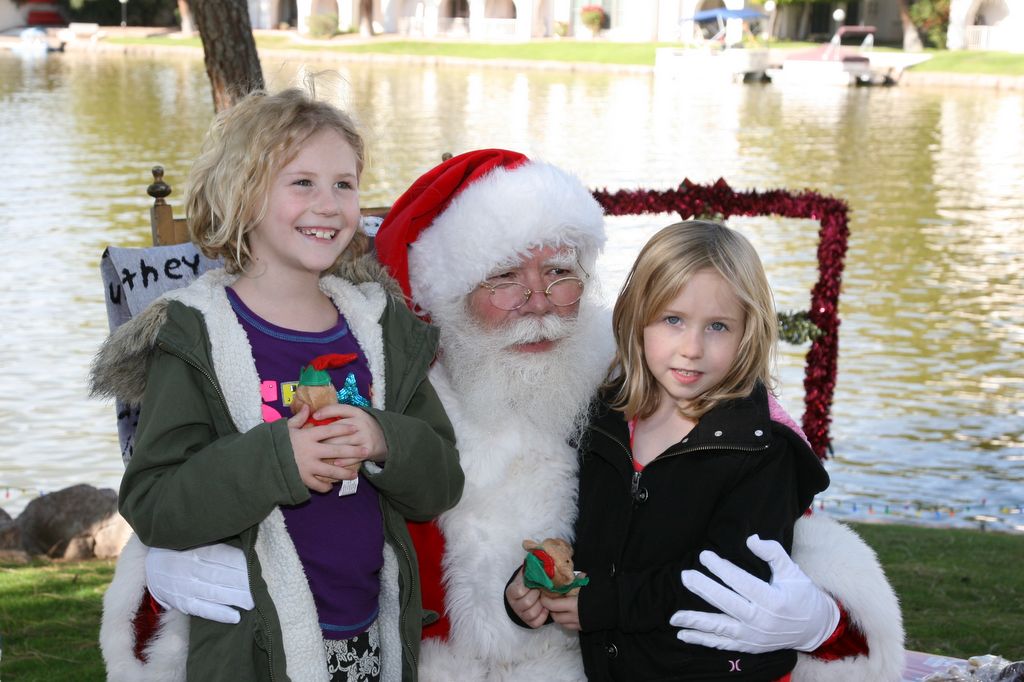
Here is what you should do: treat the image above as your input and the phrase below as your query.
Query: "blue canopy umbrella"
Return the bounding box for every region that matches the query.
[687,7,767,22]
[683,7,767,44]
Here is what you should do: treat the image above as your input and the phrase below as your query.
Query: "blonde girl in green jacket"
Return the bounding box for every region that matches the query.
[92,87,463,682]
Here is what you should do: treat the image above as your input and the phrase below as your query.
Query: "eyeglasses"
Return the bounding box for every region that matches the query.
[478,277,585,311]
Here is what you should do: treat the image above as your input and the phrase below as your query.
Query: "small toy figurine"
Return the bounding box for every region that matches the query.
[521,538,589,597]
[291,353,360,495]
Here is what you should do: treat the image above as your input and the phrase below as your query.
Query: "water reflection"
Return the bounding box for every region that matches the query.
[0,51,1020,531]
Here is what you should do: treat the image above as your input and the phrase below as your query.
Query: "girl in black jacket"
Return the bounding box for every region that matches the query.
[540,220,828,681]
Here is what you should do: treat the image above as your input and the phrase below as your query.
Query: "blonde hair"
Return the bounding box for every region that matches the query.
[607,220,778,420]
[185,86,369,273]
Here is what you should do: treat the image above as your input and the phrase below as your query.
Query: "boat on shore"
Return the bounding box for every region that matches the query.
[655,45,770,83]
[3,27,65,56]
[769,26,929,87]
[656,7,770,83]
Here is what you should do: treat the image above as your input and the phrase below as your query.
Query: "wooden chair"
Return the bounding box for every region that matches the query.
[146,166,189,246]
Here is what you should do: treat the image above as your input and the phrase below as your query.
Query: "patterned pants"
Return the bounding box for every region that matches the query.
[324,620,381,682]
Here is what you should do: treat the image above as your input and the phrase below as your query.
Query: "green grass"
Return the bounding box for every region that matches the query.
[849,522,1024,662]
[109,35,671,66]
[262,36,674,65]
[1,524,1021,678]
[105,35,1024,75]
[109,34,203,48]
[910,49,1024,75]
[0,557,114,680]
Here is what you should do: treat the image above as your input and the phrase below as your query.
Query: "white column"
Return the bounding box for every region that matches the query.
[248,0,272,28]
[1004,5,1024,52]
[945,0,970,50]
[379,0,398,34]
[296,0,313,35]
[468,0,486,39]
[513,0,533,39]
[335,0,355,32]
[423,0,441,37]
[531,0,551,37]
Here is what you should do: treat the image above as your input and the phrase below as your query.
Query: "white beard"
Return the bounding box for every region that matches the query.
[431,297,608,446]
[419,297,613,679]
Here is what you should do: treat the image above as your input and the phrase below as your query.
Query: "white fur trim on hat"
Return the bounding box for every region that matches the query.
[407,161,605,314]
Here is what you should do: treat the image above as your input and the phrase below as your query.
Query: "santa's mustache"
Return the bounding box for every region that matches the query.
[496,313,576,348]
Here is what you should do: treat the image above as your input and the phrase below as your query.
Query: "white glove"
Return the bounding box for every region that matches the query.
[145,544,255,624]
[669,534,840,653]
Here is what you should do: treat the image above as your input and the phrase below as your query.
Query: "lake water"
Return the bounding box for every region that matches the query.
[0,49,1021,532]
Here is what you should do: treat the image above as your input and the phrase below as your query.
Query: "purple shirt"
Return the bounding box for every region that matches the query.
[227,288,384,640]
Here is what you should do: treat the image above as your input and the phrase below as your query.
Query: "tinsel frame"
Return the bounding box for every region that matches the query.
[590,178,850,459]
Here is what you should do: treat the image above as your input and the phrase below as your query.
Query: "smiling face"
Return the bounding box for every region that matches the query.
[465,244,582,354]
[247,128,361,282]
[642,268,745,412]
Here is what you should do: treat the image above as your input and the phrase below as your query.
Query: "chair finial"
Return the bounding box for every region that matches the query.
[147,166,172,205]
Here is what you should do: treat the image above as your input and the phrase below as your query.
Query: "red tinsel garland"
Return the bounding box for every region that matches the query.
[590,178,849,460]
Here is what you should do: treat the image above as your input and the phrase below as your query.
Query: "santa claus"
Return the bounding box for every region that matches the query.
[374,149,617,680]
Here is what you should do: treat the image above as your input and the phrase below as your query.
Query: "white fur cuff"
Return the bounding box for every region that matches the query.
[100,534,189,682]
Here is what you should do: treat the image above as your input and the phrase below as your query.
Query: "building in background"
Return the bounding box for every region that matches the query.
[2,0,1015,55]
[947,0,1021,51]
[282,1,908,44]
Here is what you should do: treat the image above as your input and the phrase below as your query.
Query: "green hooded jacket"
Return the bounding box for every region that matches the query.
[93,265,463,681]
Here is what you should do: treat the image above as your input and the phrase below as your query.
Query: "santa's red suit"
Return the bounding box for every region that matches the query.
[374,149,905,682]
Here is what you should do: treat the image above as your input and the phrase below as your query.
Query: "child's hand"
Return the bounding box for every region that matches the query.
[315,403,389,465]
[541,592,581,632]
[287,405,362,493]
[506,568,549,628]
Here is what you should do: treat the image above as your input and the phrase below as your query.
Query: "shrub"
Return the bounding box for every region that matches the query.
[580,4,605,33]
[909,0,950,49]
[307,13,339,39]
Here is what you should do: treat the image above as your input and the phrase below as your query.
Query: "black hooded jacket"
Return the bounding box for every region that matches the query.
[573,382,829,681]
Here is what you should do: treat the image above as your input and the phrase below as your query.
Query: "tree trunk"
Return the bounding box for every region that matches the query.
[897,0,924,52]
[359,0,375,36]
[188,0,265,112]
[178,0,194,35]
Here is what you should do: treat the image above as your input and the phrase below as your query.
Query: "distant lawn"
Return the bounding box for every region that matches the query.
[1,522,1021,679]
[110,34,203,49]
[109,35,669,66]
[106,34,1024,75]
[257,36,670,65]
[911,49,1024,75]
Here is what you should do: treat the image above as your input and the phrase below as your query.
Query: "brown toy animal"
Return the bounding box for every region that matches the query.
[521,538,589,597]
[290,380,340,424]
[290,353,360,493]
[289,353,358,426]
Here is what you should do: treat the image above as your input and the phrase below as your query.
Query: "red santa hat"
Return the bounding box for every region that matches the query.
[374,149,606,316]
